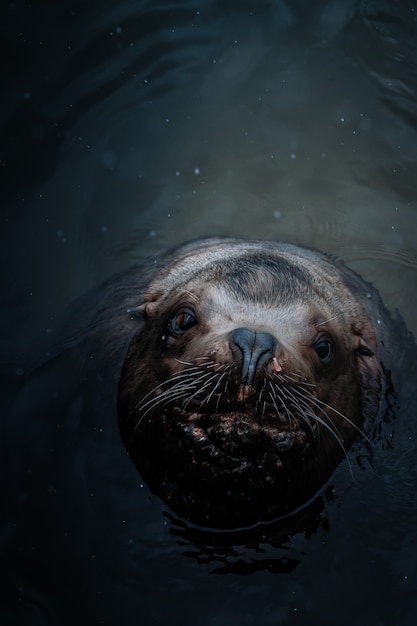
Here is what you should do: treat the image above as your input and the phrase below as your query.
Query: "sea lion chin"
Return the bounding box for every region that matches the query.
[117,237,390,529]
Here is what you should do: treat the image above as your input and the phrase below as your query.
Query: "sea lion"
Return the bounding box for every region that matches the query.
[117,237,397,529]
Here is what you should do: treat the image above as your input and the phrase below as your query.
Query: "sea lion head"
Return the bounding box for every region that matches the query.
[117,238,382,528]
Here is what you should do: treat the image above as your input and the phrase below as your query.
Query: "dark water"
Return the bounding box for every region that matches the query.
[2,1,417,625]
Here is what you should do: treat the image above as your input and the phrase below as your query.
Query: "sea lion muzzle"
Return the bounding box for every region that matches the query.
[231,327,277,402]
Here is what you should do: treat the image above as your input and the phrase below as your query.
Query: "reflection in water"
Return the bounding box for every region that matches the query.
[166,496,327,575]
[2,1,417,625]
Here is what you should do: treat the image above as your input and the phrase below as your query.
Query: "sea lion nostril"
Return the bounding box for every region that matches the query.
[231,327,276,387]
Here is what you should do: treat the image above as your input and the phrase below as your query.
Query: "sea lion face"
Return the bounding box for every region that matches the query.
[118,239,381,528]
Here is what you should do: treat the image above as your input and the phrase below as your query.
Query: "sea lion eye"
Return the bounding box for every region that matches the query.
[170,308,197,335]
[314,338,333,362]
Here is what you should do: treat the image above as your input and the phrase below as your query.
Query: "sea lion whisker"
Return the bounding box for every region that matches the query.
[178,357,221,371]
[274,370,316,389]
[282,385,348,455]
[136,370,214,413]
[192,356,218,365]
[182,373,221,410]
[289,384,369,443]
[203,370,230,407]
[267,387,288,424]
[130,366,228,445]
[214,368,234,410]
[180,388,211,411]
[137,385,194,416]
[136,378,206,418]
[131,378,175,407]
[167,369,218,392]
[204,361,228,372]
[133,367,205,408]
[292,377,316,389]
[255,379,268,416]
[174,358,196,367]
[283,384,335,434]
[181,368,230,409]
[267,381,291,424]
[181,289,200,303]
[127,389,193,450]
[282,370,306,380]
[310,396,372,445]
[170,365,213,379]
[224,374,232,397]
[274,384,316,435]
[315,317,337,326]
[290,370,306,378]
[284,388,355,477]
[292,371,317,388]
[138,376,194,404]
[280,373,312,387]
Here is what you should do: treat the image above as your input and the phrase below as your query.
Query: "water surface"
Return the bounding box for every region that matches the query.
[2,2,417,625]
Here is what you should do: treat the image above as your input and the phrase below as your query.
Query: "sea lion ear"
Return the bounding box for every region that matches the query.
[356,338,374,357]
[351,323,380,433]
[127,300,158,320]
[351,321,376,357]
[126,305,145,321]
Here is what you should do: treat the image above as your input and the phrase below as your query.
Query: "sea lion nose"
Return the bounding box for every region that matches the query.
[231,327,276,401]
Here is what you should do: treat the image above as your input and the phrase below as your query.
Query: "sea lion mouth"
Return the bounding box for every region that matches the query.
[171,406,309,470]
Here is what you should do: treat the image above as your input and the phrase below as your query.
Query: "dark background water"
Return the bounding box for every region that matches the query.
[1,1,417,625]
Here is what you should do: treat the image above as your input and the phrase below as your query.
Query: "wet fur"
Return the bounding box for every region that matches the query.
[117,237,394,528]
